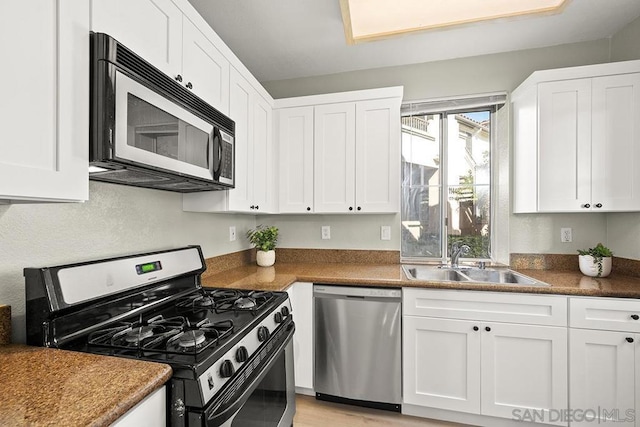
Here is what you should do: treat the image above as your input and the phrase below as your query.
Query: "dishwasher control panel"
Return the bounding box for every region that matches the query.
[313,285,401,299]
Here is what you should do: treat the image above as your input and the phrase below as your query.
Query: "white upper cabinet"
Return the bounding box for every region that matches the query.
[0,0,89,202]
[277,107,314,213]
[355,98,401,213]
[181,18,230,113]
[275,87,403,215]
[183,67,274,214]
[537,79,592,211]
[91,0,230,114]
[512,60,640,213]
[314,102,357,213]
[91,0,182,78]
[591,73,640,211]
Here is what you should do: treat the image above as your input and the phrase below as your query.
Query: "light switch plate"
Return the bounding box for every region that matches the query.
[321,226,331,240]
[381,226,391,241]
[229,226,236,242]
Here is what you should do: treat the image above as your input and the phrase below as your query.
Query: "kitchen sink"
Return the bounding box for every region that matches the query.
[401,267,470,282]
[402,265,549,287]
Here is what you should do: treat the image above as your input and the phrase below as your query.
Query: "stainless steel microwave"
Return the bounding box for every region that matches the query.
[89,32,234,192]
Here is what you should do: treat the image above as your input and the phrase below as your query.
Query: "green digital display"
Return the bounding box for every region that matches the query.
[141,263,156,272]
[136,261,162,275]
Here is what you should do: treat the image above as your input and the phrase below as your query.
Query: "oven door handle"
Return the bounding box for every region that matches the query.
[206,323,295,426]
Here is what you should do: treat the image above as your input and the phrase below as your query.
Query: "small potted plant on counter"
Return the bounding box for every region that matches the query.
[578,243,613,278]
[247,225,279,267]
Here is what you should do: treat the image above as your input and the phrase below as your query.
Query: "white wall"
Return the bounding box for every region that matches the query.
[611,15,640,62]
[257,214,399,250]
[0,181,255,343]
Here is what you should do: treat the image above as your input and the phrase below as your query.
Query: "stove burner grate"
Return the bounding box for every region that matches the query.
[206,290,274,313]
[88,315,186,350]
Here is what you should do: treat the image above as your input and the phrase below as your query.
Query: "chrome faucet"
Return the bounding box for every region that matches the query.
[450,242,471,268]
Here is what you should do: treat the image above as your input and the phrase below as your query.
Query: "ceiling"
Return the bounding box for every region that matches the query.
[187,0,640,83]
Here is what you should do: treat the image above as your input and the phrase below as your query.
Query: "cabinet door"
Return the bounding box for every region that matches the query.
[227,68,254,211]
[181,18,230,114]
[538,79,592,212]
[481,323,568,425]
[286,282,314,391]
[314,103,356,213]
[91,0,182,78]
[570,329,636,426]
[402,316,481,413]
[278,107,315,213]
[0,0,89,202]
[355,98,401,213]
[251,94,273,213]
[591,73,640,211]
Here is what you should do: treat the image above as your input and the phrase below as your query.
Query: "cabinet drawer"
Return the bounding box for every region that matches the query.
[403,288,567,326]
[569,297,640,332]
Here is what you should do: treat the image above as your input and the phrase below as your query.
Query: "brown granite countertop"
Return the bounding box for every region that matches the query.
[202,262,640,298]
[0,305,10,345]
[0,345,172,427]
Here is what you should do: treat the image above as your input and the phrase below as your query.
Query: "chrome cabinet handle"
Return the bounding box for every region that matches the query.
[175,74,183,82]
[186,82,193,89]
[595,203,603,208]
[581,203,591,208]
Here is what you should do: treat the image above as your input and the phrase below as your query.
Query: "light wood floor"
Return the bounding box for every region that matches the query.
[293,394,468,427]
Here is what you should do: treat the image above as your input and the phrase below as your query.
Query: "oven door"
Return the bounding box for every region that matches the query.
[113,70,217,182]
[203,327,296,427]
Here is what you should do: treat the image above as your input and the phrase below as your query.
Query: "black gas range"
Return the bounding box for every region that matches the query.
[25,246,296,427]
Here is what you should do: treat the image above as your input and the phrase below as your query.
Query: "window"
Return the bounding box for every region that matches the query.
[401,95,505,263]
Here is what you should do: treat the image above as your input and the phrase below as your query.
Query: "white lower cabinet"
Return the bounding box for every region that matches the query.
[112,386,166,427]
[286,281,313,394]
[403,289,568,426]
[403,316,481,413]
[569,297,640,426]
[481,322,567,422]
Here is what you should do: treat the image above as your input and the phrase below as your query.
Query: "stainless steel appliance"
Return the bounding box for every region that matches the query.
[314,285,402,412]
[25,246,295,426]
[90,33,235,192]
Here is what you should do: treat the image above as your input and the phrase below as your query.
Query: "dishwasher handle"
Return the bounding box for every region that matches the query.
[313,284,401,300]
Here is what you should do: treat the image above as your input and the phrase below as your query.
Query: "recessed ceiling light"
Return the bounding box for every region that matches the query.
[340,0,569,44]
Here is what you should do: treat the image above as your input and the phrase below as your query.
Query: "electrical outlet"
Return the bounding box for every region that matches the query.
[381,226,391,241]
[321,226,331,240]
[229,226,236,242]
[561,227,572,243]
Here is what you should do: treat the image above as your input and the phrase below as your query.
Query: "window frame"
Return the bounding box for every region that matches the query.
[400,97,504,265]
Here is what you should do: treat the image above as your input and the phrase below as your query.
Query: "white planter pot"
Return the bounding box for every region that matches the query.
[256,250,276,267]
[579,255,612,278]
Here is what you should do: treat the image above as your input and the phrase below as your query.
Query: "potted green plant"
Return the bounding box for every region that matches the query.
[246,225,279,267]
[577,243,613,278]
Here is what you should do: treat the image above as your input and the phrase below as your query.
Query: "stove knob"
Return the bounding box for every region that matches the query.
[220,359,235,378]
[281,306,290,318]
[274,312,283,324]
[235,346,249,363]
[257,326,270,342]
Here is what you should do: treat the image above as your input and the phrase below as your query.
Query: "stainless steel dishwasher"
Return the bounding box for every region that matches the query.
[314,284,402,412]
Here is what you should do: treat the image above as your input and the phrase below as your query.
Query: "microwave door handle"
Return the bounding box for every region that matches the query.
[211,127,222,180]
